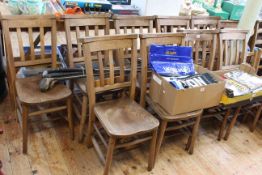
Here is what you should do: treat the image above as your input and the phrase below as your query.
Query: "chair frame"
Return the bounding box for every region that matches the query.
[80,34,159,175]
[1,15,73,153]
[139,33,203,157]
[191,16,221,29]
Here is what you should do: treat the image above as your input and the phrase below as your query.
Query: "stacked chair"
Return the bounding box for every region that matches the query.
[1,14,261,175]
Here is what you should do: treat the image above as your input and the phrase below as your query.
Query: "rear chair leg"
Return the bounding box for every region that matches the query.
[67,97,74,140]
[154,120,167,163]
[188,114,201,154]
[250,105,262,132]
[148,129,158,171]
[22,104,29,154]
[79,95,88,142]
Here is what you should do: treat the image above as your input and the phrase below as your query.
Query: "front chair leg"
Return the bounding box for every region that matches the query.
[154,120,167,163]
[67,97,74,140]
[22,104,29,154]
[148,129,158,171]
[250,105,262,132]
[79,95,88,142]
[188,115,201,154]
[104,137,116,175]
[86,109,95,148]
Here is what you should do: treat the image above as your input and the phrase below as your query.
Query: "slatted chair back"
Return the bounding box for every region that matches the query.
[63,14,110,68]
[1,15,57,82]
[191,16,221,29]
[113,15,154,34]
[155,16,190,33]
[80,34,138,103]
[178,29,218,70]
[139,33,186,106]
[218,29,249,70]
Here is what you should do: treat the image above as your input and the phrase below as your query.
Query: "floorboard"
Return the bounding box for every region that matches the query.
[0,97,261,175]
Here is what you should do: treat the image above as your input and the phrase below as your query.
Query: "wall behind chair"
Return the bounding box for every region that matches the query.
[132,0,183,16]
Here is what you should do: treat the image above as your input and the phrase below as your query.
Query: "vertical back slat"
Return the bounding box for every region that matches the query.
[28,28,35,60]
[130,38,137,100]
[40,27,45,60]
[108,50,114,85]
[131,26,135,33]
[75,26,82,57]
[85,26,90,36]
[230,40,234,65]
[95,25,99,36]
[117,49,125,82]
[51,19,57,68]
[224,40,228,66]
[139,26,143,33]
[194,41,200,64]
[202,41,207,67]
[163,26,167,33]
[97,51,105,87]
[235,40,240,64]
[124,27,127,34]
[16,28,25,61]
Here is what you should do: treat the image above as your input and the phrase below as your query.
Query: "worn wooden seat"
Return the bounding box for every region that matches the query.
[16,76,71,104]
[80,34,159,175]
[95,97,158,136]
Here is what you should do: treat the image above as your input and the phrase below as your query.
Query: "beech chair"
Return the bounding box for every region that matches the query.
[191,16,221,29]
[80,34,159,175]
[1,15,73,153]
[139,33,203,156]
[218,29,249,70]
[63,14,110,141]
[155,16,190,33]
[178,29,218,70]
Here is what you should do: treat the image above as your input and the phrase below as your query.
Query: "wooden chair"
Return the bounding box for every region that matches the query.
[191,16,221,29]
[80,34,159,175]
[155,16,190,33]
[139,33,203,156]
[63,14,110,141]
[218,29,249,70]
[178,29,218,70]
[249,104,262,132]
[1,15,73,153]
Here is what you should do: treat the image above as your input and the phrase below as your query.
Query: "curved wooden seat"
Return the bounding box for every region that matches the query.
[94,97,159,137]
[16,76,72,104]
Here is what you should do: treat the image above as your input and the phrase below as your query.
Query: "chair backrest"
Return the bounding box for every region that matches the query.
[113,15,154,34]
[80,34,138,103]
[155,16,190,33]
[63,14,110,68]
[139,33,186,106]
[178,29,218,70]
[191,16,221,29]
[218,29,249,70]
[1,15,57,81]
[249,20,262,52]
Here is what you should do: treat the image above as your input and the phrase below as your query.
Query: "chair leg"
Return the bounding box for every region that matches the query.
[103,137,116,175]
[218,109,231,141]
[224,106,241,140]
[86,106,95,148]
[250,104,262,132]
[79,95,88,142]
[187,115,201,154]
[22,104,29,154]
[148,129,158,171]
[154,120,167,163]
[67,97,74,140]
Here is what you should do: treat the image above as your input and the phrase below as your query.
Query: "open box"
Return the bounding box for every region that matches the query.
[149,65,226,115]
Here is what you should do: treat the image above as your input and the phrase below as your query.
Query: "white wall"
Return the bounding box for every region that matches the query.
[132,0,183,16]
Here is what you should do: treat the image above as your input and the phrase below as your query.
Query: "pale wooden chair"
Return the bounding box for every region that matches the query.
[178,29,218,70]
[249,104,262,132]
[191,16,221,29]
[63,14,110,141]
[155,16,190,33]
[80,34,159,175]
[139,33,203,156]
[218,29,249,70]
[1,15,73,153]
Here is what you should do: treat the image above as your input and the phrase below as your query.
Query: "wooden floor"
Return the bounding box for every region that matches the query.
[0,97,262,175]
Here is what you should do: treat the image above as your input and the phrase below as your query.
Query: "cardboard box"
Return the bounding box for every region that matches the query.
[149,65,225,115]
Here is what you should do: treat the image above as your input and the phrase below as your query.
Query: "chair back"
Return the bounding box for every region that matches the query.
[191,16,220,29]
[139,33,186,106]
[218,29,248,70]
[1,15,57,82]
[63,14,110,67]
[179,29,218,70]
[80,34,138,102]
[155,16,190,33]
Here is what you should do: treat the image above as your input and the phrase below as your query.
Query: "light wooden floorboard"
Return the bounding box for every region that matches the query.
[0,97,261,175]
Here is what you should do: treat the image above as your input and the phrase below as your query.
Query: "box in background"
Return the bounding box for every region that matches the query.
[149,65,225,115]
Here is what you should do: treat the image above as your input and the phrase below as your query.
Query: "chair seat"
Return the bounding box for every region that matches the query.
[16,76,72,104]
[94,97,159,137]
